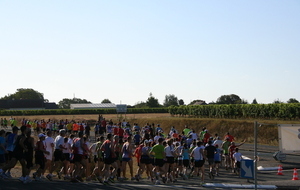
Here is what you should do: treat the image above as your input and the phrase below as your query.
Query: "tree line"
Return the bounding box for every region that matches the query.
[1,88,299,109]
[168,103,300,120]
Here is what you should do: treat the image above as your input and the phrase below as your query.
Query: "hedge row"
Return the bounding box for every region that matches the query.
[168,103,300,120]
[0,108,169,116]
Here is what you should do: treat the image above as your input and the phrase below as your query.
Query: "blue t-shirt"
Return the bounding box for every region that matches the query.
[182,148,190,160]
[0,136,5,154]
[214,148,221,161]
[134,134,141,143]
[6,133,16,152]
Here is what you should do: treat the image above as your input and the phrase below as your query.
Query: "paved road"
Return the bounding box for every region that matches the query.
[1,146,300,190]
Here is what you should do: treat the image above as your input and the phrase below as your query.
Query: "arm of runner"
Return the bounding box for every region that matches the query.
[237,139,246,147]
[200,148,206,160]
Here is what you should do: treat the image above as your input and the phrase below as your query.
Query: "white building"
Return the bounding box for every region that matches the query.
[70,103,116,109]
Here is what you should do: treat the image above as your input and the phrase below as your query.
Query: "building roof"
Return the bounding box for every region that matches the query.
[70,103,116,109]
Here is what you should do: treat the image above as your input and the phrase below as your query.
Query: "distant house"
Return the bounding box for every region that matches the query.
[192,100,207,105]
[70,103,116,109]
[0,99,58,110]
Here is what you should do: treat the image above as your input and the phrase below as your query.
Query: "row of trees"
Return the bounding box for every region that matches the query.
[1,89,299,109]
[169,103,300,120]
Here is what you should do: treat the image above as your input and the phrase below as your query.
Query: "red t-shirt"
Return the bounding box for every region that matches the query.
[225,135,235,142]
[203,133,211,143]
[101,120,107,128]
[134,145,144,163]
[118,128,124,137]
[229,145,237,157]
[114,127,119,136]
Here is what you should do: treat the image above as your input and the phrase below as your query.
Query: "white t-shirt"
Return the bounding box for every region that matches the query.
[233,152,242,162]
[213,140,223,149]
[192,146,201,160]
[62,141,71,154]
[164,145,174,157]
[44,136,54,153]
[54,135,64,150]
[154,135,160,144]
[191,133,198,140]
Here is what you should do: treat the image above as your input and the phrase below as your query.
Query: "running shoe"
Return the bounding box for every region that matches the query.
[35,177,43,181]
[5,172,12,179]
[97,176,103,183]
[162,177,167,184]
[1,173,8,179]
[23,177,32,184]
[57,172,62,179]
[70,178,79,183]
[86,177,92,181]
[76,176,84,182]
[46,174,53,181]
[135,175,139,182]
[19,176,25,182]
[108,177,115,183]
[155,180,160,185]
[184,175,188,180]
[32,172,37,179]
[103,180,110,185]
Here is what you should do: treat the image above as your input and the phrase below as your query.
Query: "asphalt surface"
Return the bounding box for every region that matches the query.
[1,144,300,190]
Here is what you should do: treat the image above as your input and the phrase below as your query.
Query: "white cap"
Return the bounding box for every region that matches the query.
[38,133,46,138]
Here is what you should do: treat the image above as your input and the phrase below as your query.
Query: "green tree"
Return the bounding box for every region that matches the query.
[146,93,160,108]
[163,94,179,107]
[178,99,185,105]
[134,101,147,108]
[216,94,242,104]
[273,99,284,104]
[252,98,258,104]
[58,98,91,109]
[1,88,44,101]
[287,98,299,103]
[101,99,112,103]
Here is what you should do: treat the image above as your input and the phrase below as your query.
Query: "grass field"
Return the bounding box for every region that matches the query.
[6,113,300,145]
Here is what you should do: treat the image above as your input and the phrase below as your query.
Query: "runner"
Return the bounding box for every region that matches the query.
[2,126,28,183]
[135,140,153,181]
[4,126,19,178]
[46,129,66,181]
[93,136,105,182]
[43,130,54,179]
[149,138,166,184]
[34,133,49,181]
[71,131,86,182]
[204,140,216,179]
[121,136,134,180]
[99,133,113,185]
[0,130,7,179]
[214,144,222,176]
[23,129,34,183]
[221,137,231,170]
[180,143,190,180]
[60,137,72,180]
[232,148,242,175]
[164,139,176,183]
[228,140,246,171]
[190,141,206,185]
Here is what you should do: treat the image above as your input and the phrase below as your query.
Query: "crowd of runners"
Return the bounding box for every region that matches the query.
[0,116,246,185]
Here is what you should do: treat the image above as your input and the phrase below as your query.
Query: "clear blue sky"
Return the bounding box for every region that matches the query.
[1,1,299,105]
